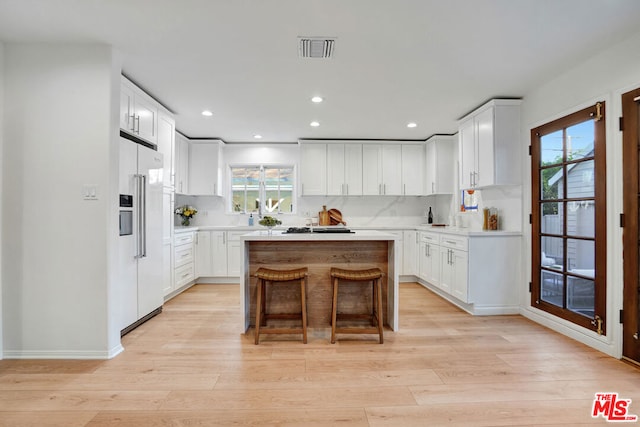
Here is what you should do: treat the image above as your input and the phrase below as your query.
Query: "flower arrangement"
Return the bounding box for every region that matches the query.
[175,205,198,226]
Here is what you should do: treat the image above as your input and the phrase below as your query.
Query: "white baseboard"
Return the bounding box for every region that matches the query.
[3,345,124,360]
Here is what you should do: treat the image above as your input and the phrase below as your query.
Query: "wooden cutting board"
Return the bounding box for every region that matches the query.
[328,208,346,225]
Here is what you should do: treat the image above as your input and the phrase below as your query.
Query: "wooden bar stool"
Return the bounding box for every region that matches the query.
[254,267,308,344]
[330,267,384,344]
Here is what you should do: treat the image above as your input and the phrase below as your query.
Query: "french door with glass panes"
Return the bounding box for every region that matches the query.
[531,102,607,334]
[621,89,640,365]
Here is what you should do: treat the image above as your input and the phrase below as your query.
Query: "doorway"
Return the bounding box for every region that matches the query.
[621,88,640,365]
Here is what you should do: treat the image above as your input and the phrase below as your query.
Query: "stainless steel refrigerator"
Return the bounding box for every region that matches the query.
[118,137,164,334]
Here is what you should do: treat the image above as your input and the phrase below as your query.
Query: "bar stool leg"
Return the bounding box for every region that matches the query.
[300,276,308,344]
[254,278,263,345]
[331,276,339,344]
[376,277,384,344]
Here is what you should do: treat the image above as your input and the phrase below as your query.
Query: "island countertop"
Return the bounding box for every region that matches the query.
[240,229,400,241]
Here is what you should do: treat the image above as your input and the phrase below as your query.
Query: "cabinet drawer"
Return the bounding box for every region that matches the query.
[440,235,468,251]
[420,232,440,245]
[174,232,194,246]
[174,245,194,268]
[175,263,194,288]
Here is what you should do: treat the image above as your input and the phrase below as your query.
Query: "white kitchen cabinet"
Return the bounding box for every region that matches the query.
[195,231,229,277]
[362,144,402,195]
[162,190,174,296]
[458,99,521,189]
[440,246,468,302]
[226,231,245,277]
[195,231,213,277]
[425,135,455,195]
[403,230,419,276]
[174,133,189,195]
[327,143,363,196]
[174,231,195,290]
[211,231,228,276]
[299,142,327,196]
[157,111,175,189]
[401,144,425,195]
[419,232,441,289]
[189,140,224,196]
[417,231,521,314]
[120,76,158,145]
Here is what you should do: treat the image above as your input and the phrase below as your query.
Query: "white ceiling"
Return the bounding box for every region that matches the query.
[1,0,640,143]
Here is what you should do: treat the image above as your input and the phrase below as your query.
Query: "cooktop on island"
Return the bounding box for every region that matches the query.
[284,227,353,234]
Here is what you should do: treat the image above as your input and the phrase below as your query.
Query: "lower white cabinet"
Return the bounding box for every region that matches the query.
[417,230,520,314]
[440,246,468,302]
[403,230,418,276]
[195,231,228,277]
[226,231,245,277]
[173,231,195,290]
[195,230,242,278]
[419,232,441,289]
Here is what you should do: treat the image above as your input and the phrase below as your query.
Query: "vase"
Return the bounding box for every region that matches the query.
[182,217,190,226]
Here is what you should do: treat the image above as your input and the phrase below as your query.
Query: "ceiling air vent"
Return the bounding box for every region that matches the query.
[298,37,336,58]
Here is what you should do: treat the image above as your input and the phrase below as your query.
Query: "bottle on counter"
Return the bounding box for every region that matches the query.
[248,213,254,226]
[427,207,433,224]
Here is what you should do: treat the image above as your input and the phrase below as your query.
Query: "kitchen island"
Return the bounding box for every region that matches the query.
[239,229,400,333]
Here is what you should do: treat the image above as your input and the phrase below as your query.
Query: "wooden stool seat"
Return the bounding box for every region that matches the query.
[330,267,384,344]
[254,267,308,344]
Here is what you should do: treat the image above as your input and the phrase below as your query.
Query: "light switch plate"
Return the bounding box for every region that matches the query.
[82,185,98,200]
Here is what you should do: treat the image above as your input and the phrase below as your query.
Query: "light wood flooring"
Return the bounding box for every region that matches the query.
[1,282,639,426]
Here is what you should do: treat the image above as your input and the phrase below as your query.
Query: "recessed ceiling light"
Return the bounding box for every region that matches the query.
[310,121,320,127]
[407,122,417,128]
[202,110,213,117]
[311,96,323,103]
[253,134,263,139]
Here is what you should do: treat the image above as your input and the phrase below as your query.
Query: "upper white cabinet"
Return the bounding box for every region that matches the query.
[120,76,158,145]
[401,144,425,195]
[327,143,363,196]
[189,140,224,196]
[299,142,327,196]
[157,111,175,189]
[458,99,521,189]
[174,133,190,195]
[300,141,427,196]
[363,144,402,195]
[425,135,455,195]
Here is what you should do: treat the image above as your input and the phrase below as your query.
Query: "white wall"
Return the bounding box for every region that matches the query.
[2,44,119,358]
[520,30,640,357]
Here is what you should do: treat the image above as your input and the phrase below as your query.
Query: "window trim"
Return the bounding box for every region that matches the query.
[530,102,607,334]
[228,163,296,215]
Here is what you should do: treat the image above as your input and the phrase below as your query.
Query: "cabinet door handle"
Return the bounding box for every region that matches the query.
[403,184,406,195]
[301,183,304,194]
[129,115,136,132]
[384,183,386,195]
[134,115,140,134]
[346,183,348,195]
[431,182,435,193]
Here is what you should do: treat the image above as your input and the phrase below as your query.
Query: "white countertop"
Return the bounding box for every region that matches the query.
[175,225,521,237]
[240,229,399,241]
